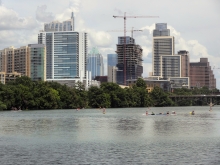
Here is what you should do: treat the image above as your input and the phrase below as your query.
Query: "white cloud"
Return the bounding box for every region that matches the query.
[0,29,38,48]
[169,25,211,62]
[69,0,81,13]
[55,3,113,49]
[36,5,54,22]
[0,5,37,30]
[88,30,113,48]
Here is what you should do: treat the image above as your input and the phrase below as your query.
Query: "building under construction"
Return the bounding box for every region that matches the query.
[116,36,143,85]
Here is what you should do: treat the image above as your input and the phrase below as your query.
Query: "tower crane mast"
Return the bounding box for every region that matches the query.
[113,12,158,85]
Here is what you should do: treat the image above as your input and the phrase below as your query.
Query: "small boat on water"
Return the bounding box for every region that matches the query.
[170,111,176,115]
[190,111,195,115]
[151,112,155,115]
[156,113,166,115]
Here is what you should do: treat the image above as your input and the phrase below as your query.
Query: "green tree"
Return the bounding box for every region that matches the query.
[100,82,126,108]
[150,86,174,107]
[0,100,7,111]
[136,78,146,88]
[32,82,60,109]
[88,86,110,108]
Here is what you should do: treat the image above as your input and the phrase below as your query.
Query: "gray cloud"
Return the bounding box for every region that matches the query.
[36,5,54,22]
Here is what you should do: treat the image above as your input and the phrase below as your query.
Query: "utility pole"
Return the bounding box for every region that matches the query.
[113,12,158,85]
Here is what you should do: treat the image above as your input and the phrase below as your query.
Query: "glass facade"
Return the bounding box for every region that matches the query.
[107,54,117,67]
[162,55,181,78]
[87,47,104,80]
[53,32,78,79]
[29,44,46,81]
[153,37,174,76]
[38,31,87,81]
[153,23,170,37]
[118,36,135,44]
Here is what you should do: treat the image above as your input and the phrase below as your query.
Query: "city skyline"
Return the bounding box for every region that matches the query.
[0,0,220,87]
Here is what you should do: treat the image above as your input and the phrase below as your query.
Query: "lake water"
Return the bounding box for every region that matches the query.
[0,106,220,165]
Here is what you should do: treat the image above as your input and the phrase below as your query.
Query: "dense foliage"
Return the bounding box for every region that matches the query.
[0,77,218,110]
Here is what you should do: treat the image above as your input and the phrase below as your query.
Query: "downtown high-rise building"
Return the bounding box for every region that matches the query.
[116,36,143,85]
[190,58,216,89]
[107,54,118,83]
[0,44,46,83]
[152,23,175,77]
[151,23,190,88]
[178,50,190,77]
[44,12,75,32]
[107,54,117,67]
[38,32,87,81]
[38,13,88,86]
[87,47,104,80]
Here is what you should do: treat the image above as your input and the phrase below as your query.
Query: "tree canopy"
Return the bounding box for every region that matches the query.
[0,76,218,110]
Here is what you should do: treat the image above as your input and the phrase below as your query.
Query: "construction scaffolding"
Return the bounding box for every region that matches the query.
[116,37,143,85]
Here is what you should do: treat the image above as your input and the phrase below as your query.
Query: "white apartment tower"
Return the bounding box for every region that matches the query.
[44,12,75,32]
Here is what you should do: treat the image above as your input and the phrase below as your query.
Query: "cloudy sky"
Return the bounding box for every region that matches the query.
[0,0,220,88]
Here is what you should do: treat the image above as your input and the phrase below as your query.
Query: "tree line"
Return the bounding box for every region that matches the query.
[0,76,218,110]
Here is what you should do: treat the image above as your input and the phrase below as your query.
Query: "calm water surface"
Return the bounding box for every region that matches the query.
[0,106,220,165]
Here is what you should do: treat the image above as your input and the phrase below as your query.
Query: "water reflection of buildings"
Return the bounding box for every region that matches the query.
[116,119,144,131]
[76,117,111,141]
[152,113,215,137]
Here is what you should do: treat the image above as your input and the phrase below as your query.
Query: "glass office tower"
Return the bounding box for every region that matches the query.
[107,54,118,67]
[29,44,46,81]
[38,31,87,80]
[87,47,104,80]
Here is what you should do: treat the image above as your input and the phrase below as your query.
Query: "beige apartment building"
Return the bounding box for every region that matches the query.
[0,44,46,84]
